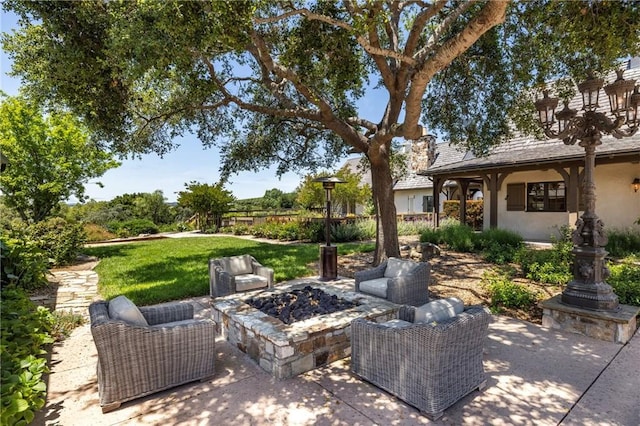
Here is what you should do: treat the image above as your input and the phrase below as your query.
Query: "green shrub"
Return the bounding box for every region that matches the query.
[608,259,640,306]
[396,220,434,237]
[441,224,476,252]
[106,219,159,237]
[482,268,538,312]
[0,236,49,290]
[28,218,87,266]
[49,310,85,341]
[475,228,523,264]
[277,221,303,241]
[516,227,573,285]
[83,223,116,242]
[331,222,363,242]
[419,228,442,245]
[606,227,640,258]
[1,287,54,425]
[354,219,376,240]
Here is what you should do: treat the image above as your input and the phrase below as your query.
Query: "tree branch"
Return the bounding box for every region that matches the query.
[415,0,480,61]
[401,0,508,139]
[403,0,448,57]
[255,6,416,66]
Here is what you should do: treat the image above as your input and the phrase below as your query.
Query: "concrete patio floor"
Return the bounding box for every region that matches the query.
[35,290,639,426]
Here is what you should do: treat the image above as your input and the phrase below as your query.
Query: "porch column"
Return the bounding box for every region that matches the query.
[432,177,444,228]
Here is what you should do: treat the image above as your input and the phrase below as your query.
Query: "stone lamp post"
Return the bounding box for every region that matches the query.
[534,70,640,311]
[313,176,345,281]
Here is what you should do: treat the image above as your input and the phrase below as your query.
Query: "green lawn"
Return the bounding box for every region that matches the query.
[84,236,374,306]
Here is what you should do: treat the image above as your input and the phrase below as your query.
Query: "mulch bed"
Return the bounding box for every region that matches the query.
[332,238,561,325]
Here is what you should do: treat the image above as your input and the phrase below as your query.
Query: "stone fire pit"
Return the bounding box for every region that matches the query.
[211,279,398,379]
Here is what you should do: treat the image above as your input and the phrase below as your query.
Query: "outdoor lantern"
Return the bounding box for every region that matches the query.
[555,101,577,134]
[603,70,636,118]
[533,68,639,312]
[577,72,604,111]
[313,176,345,281]
[628,86,640,125]
[534,90,558,129]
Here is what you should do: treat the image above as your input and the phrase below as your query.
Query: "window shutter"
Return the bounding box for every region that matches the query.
[506,183,525,211]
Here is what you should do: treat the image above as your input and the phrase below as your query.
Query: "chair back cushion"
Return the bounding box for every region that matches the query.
[108,295,148,326]
[414,297,464,324]
[383,257,417,278]
[221,255,253,275]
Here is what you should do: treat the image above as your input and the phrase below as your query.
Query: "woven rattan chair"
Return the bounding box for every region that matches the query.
[89,300,217,413]
[209,254,274,298]
[351,305,491,419]
[354,257,430,306]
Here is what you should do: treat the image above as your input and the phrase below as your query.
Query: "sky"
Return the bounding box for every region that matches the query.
[1,10,386,203]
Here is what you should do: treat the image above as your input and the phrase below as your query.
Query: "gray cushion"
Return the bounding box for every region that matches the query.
[150,319,195,328]
[358,277,389,298]
[235,274,269,292]
[379,319,413,328]
[108,295,148,326]
[384,257,417,278]
[414,297,464,324]
[222,255,253,276]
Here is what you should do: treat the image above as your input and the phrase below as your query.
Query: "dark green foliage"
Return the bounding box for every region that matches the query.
[606,228,640,258]
[419,225,523,263]
[27,217,87,266]
[1,287,54,425]
[516,228,573,285]
[482,268,538,313]
[106,219,159,238]
[475,228,524,264]
[0,235,48,290]
[608,260,640,306]
[331,222,365,243]
[440,225,476,252]
[420,224,478,253]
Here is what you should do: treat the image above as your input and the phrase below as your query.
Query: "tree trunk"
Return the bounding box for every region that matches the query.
[370,159,400,265]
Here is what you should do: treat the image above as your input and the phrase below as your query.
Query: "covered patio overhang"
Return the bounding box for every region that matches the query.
[418,146,639,229]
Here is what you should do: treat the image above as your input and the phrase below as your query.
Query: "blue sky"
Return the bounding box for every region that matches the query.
[1,10,386,203]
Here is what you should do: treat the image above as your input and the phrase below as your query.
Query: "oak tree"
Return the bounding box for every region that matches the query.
[3,1,638,261]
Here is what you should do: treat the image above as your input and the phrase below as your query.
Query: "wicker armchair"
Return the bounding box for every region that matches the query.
[209,254,274,298]
[351,305,491,420]
[89,300,217,413]
[354,257,430,306]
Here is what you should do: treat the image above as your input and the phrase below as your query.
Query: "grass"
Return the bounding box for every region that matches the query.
[83,236,374,306]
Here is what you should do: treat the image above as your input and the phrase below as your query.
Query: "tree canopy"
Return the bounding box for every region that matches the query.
[3,0,638,261]
[177,182,234,231]
[0,94,119,223]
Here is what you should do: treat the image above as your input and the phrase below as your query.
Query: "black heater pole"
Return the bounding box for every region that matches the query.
[313,177,344,281]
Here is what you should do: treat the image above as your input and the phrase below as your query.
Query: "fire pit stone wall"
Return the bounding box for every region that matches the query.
[212,280,399,379]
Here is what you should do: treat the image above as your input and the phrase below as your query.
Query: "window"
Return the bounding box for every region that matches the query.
[527,181,566,212]
[422,195,434,212]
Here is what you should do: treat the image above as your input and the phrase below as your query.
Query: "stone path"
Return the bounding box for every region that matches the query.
[30,258,101,317]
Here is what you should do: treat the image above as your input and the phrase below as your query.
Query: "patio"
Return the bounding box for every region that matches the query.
[36,280,640,425]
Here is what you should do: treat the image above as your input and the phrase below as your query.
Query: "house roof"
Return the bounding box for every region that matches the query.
[340,156,372,186]
[394,141,466,190]
[420,66,640,176]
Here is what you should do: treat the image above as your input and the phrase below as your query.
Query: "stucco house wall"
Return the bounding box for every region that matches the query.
[483,163,640,241]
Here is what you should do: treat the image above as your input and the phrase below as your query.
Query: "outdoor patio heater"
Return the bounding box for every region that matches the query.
[313,176,345,281]
[534,69,640,311]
